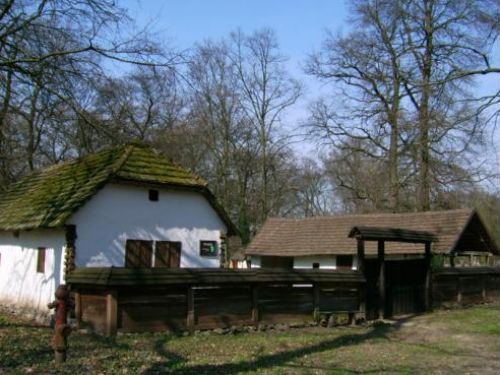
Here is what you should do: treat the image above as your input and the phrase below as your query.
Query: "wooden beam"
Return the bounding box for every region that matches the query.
[424,242,432,311]
[357,239,366,321]
[377,240,385,319]
[186,286,195,334]
[357,239,365,274]
[106,289,118,336]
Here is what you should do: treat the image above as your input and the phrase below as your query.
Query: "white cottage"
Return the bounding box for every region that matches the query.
[0,144,236,313]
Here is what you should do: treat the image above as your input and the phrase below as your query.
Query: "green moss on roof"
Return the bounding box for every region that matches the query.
[0,144,212,231]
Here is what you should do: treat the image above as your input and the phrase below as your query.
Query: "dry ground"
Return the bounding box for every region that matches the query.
[0,304,499,374]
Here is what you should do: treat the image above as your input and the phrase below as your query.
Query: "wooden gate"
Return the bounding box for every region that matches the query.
[385,259,426,317]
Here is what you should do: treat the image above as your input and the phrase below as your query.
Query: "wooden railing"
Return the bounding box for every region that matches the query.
[434,253,500,268]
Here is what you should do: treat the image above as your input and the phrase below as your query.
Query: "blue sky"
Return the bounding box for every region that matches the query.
[120,0,353,154]
[120,0,499,165]
[123,0,348,62]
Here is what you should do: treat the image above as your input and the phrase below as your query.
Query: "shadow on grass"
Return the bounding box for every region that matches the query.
[0,319,49,329]
[0,335,54,367]
[142,324,398,375]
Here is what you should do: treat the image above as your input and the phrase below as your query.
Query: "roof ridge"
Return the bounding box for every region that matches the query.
[110,144,135,176]
[266,208,473,222]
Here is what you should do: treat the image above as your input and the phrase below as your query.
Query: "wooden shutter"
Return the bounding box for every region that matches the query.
[155,241,181,268]
[36,247,46,273]
[125,240,153,268]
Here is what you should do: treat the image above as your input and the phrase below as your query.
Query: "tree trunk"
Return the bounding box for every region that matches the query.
[418,0,433,211]
[0,67,13,186]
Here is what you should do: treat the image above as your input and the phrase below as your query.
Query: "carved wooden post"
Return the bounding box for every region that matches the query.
[251,285,259,328]
[377,240,385,319]
[186,286,195,334]
[106,289,118,336]
[64,225,77,280]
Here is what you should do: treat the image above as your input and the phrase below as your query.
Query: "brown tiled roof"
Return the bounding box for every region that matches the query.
[246,209,498,256]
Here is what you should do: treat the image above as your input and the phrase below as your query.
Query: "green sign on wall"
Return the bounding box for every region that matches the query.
[200,240,218,257]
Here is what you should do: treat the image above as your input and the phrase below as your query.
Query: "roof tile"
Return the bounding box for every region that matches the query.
[0,144,213,231]
[246,209,477,256]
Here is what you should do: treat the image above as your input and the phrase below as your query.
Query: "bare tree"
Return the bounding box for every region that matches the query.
[307,0,406,210]
[229,29,302,222]
[307,0,499,212]
[0,0,182,187]
[93,67,184,143]
[397,0,499,210]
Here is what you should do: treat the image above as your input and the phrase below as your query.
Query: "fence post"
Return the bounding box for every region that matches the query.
[457,276,462,304]
[313,283,320,323]
[106,289,118,336]
[251,285,259,328]
[377,240,385,319]
[74,291,82,329]
[482,275,487,301]
[186,286,195,334]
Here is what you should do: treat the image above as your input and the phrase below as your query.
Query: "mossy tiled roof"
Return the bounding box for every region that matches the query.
[0,144,221,231]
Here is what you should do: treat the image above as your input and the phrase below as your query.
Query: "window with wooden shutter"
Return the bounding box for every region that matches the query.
[155,241,181,268]
[125,240,153,268]
[37,247,46,273]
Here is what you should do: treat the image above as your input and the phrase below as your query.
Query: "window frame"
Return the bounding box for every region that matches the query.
[125,239,154,268]
[154,241,181,268]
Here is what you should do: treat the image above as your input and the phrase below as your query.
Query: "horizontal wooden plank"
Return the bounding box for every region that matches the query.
[68,267,366,287]
[433,267,500,276]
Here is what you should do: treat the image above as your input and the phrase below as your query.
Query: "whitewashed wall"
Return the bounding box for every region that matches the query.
[294,255,336,269]
[0,229,65,312]
[249,255,261,268]
[68,184,227,268]
[249,255,358,270]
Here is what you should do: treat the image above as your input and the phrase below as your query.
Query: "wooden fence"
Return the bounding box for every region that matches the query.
[67,268,366,335]
[67,266,500,335]
[432,267,500,307]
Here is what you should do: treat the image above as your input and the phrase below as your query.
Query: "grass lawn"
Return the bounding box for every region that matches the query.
[0,304,499,374]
